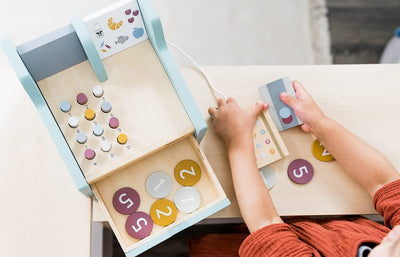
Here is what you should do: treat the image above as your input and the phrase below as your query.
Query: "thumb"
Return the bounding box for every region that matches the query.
[252,103,268,118]
[280,92,299,109]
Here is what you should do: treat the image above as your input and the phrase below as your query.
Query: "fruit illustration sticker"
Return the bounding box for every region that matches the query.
[83,0,148,59]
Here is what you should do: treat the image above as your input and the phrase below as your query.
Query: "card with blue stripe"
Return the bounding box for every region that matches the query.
[258,77,303,131]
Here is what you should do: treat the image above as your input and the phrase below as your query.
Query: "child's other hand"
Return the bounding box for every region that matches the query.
[280,81,326,133]
[208,98,268,150]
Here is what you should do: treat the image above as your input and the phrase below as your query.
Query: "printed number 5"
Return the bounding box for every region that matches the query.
[180,166,196,179]
[119,193,134,208]
[132,218,148,232]
[293,166,309,178]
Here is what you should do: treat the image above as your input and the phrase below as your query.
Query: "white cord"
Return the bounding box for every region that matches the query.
[166,40,228,100]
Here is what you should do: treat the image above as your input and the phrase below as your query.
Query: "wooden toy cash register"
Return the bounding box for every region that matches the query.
[1,0,230,255]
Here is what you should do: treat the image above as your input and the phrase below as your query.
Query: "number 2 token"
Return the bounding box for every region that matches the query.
[174,159,201,186]
[287,159,314,185]
[150,199,177,226]
[125,212,153,239]
[112,187,140,215]
[312,139,334,162]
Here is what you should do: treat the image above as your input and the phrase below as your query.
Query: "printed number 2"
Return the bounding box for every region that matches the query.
[119,193,133,209]
[156,207,172,219]
[131,218,148,232]
[180,166,195,179]
[293,166,309,178]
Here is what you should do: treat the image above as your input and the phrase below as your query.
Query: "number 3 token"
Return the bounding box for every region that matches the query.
[287,159,314,185]
[174,159,202,186]
[150,199,178,226]
[125,212,153,239]
[112,187,140,215]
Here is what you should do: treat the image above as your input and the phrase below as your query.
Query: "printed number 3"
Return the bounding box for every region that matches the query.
[132,218,148,232]
[180,166,196,179]
[156,206,172,219]
[119,193,134,208]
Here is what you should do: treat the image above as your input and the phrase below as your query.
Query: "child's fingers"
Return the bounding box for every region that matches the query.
[251,103,268,118]
[217,98,227,108]
[280,91,300,108]
[208,107,217,117]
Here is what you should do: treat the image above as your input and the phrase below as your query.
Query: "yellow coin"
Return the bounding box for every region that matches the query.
[312,139,334,162]
[150,199,177,226]
[85,109,95,120]
[270,149,275,154]
[174,159,201,186]
[117,133,128,144]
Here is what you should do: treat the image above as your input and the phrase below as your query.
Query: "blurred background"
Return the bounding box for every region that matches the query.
[1,0,399,256]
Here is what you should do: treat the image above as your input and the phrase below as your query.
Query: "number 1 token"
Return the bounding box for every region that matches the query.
[174,159,201,186]
[146,171,173,198]
[125,212,153,239]
[112,187,140,215]
[150,199,178,226]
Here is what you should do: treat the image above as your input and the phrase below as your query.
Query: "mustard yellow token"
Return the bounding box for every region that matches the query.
[150,199,177,226]
[312,139,334,162]
[174,159,201,186]
[84,109,96,120]
[117,133,128,144]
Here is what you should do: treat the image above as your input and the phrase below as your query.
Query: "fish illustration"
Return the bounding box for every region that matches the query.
[115,36,129,45]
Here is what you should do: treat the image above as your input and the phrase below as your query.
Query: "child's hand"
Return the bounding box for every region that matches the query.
[280,80,327,133]
[208,98,268,149]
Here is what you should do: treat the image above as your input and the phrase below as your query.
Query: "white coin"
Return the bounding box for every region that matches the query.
[101,140,111,152]
[92,85,103,97]
[174,186,201,213]
[68,116,79,128]
[146,171,173,198]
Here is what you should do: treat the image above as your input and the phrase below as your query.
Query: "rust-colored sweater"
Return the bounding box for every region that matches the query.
[189,179,400,257]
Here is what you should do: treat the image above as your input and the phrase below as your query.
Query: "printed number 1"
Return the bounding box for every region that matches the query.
[293,166,309,178]
[156,206,172,219]
[180,166,196,179]
[131,218,148,232]
[153,178,165,191]
[119,193,134,208]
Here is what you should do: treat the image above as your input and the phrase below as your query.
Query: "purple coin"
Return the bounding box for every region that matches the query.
[112,187,140,215]
[84,149,96,160]
[125,212,153,239]
[287,159,314,184]
[77,93,88,105]
[109,117,119,129]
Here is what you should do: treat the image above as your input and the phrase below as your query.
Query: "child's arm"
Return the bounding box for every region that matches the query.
[208,98,283,233]
[281,81,400,197]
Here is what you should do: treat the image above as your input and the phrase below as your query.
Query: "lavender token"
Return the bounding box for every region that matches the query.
[77,93,88,105]
[125,212,153,239]
[84,149,96,160]
[109,117,119,129]
[112,187,140,215]
[287,159,314,184]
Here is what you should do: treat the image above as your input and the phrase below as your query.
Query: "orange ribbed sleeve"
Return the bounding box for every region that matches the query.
[239,223,321,257]
[373,179,400,228]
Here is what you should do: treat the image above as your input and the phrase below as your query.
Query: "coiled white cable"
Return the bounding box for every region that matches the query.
[166,40,228,101]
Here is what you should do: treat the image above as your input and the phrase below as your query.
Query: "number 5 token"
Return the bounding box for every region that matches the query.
[150,199,178,226]
[125,212,153,239]
[287,159,314,185]
[174,159,201,186]
[112,187,140,215]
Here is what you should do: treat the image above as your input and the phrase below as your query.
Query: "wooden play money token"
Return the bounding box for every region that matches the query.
[174,186,201,213]
[150,199,178,226]
[112,187,140,215]
[174,159,201,186]
[146,171,173,199]
[125,212,153,239]
[312,139,334,162]
[287,159,314,185]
